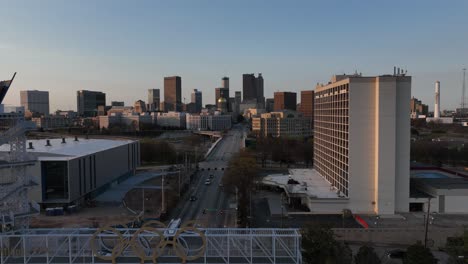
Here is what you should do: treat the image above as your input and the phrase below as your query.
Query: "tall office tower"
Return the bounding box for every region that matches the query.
[243,74,257,102]
[148,89,160,111]
[434,81,440,118]
[20,90,50,115]
[256,73,264,107]
[274,92,297,111]
[134,100,147,114]
[191,89,202,113]
[222,77,229,90]
[314,73,411,214]
[234,91,241,114]
[265,98,274,112]
[299,90,315,119]
[164,76,182,112]
[242,73,264,107]
[77,90,106,117]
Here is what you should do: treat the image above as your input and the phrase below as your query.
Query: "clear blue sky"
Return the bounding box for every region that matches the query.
[1,0,467,111]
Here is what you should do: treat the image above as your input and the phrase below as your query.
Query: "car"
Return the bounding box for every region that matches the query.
[386,249,406,259]
[205,180,211,185]
[189,196,197,201]
[218,183,223,187]
[209,174,214,179]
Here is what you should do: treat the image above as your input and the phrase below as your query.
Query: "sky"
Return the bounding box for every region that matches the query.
[1,0,467,112]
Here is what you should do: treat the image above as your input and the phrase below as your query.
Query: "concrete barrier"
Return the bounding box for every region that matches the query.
[204,137,223,159]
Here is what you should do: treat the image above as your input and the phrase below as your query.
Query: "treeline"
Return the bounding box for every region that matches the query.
[253,137,314,168]
[411,141,468,167]
[140,138,203,165]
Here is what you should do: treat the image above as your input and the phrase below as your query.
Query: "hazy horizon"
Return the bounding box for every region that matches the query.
[1,0,467,112]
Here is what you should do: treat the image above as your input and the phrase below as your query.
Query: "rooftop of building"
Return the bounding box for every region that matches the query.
[413,178,468,190]
[262,169,341,199]
[0,137,137,159]
[315,71,412,91]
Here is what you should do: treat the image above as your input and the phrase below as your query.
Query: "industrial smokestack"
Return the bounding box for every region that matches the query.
[394,66,396,76]
[435,81,441,118]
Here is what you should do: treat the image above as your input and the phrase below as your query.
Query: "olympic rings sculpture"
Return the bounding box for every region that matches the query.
[90,220,207,264]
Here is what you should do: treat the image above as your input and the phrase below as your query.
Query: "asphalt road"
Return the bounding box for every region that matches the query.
[170,125,246,227]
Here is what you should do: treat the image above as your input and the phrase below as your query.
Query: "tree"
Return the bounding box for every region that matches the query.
[222,150,258,227]
[403,241,437,264]
[301,224,352,264]
[445,229,468,264]
[354,245,381,264]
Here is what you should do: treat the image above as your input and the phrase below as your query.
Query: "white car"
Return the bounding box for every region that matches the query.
[205,179,211,185]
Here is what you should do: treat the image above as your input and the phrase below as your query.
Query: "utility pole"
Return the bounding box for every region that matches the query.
[161,174,165,214]
[462,68,466,110]
[424,197,432,248]
[142,187,145,214]
[178,170,181,198]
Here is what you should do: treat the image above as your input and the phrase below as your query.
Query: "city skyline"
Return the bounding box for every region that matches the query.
[1,0,467,111]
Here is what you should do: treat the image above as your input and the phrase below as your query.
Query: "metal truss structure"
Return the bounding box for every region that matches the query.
[0,228,302,264]
[0,111,38,231]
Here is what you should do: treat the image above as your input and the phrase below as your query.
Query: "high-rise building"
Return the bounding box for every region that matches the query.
[256,73,264,108]
[77,90,106,117]
[164,76,182,112]
[265,98,274,112]
[242,73,264,107]
[20,90,50,115]
[134,100,147,114]
[148,89,160,111]
[299,90,314,119]
[191,89,202,113]
[314,73,411,214]
[274,92,297,111]
[222,77,229,90]
[234,91,241,114]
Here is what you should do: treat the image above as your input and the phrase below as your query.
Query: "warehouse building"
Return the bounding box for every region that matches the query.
[0,137,139,209]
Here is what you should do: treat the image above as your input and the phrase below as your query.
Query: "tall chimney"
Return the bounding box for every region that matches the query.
[394,66,396,76]
[28,142,34,149]
[434,81,441,118]
[45,140,51,146]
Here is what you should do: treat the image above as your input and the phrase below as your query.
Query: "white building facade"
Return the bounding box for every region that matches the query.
[313,74,411,215]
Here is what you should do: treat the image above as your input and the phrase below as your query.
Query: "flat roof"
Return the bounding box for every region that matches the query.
[0,138,136,159]
[413,178,468,190]
[262,169,340,199]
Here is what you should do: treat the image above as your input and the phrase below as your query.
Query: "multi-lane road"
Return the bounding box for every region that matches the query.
[170,124,246,227]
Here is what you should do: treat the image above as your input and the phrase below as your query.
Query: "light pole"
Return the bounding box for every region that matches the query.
[281,205,284,228]
[424,197,432,248]
[161,174,165,214]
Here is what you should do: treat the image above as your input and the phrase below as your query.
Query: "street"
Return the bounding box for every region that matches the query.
[170,125,246,227]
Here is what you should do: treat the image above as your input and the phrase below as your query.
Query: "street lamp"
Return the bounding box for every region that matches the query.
[281,205,284,228]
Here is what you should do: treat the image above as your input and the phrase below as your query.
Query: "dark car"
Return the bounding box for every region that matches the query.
[386,249,406,259]
[189,196,197,201]
[209,174,214,179]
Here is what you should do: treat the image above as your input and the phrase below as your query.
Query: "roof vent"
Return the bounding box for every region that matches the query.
[74,136,79,142]
[61,138,66,144]
[28,142,34,149]
[45,140,51,147]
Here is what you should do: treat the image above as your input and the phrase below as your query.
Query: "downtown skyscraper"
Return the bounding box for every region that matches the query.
[242,73,264,107]
[164,76,182,112]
